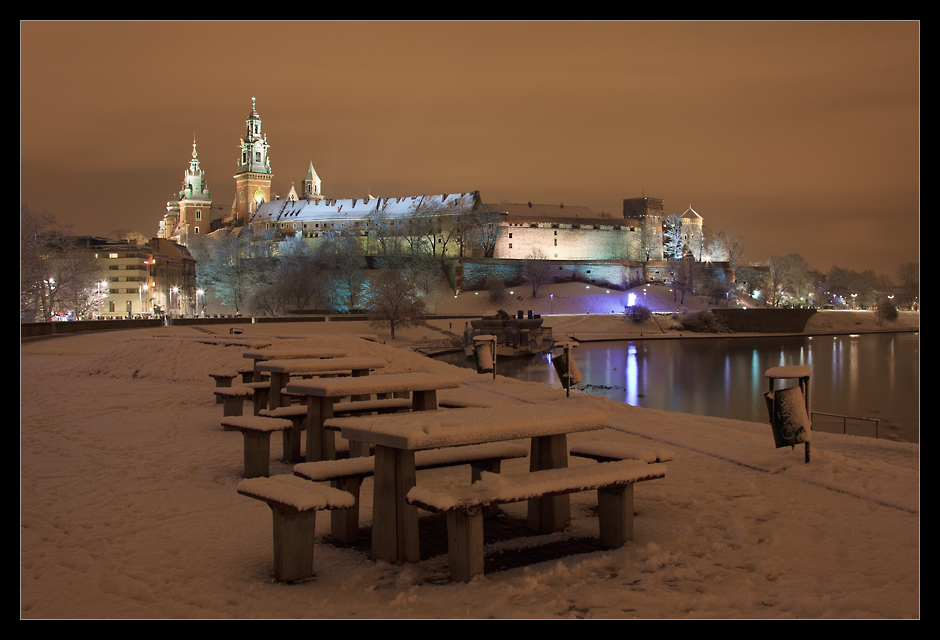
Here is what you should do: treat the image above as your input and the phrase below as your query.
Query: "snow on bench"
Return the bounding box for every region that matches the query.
[221,415,294,478]
[237,474,356,583]
[570,441,675,464]
[293,442,529,543]
[407,461,667,582]
[215,385,255,418]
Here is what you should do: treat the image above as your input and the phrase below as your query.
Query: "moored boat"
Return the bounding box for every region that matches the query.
[464,309,554,358]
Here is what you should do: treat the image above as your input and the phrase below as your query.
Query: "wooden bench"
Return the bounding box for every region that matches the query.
[244,381,271,416]
[209,372,237,403]
[407,460,667,582]
[294,442,529,543]
[215,385,254,418]
[570,441,675,464]
[260,398,414,463]
[237,474,356,582]
[222,415,293,478]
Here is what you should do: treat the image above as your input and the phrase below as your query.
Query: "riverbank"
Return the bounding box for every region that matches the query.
[416,282,919,349]
[21,325,919,618]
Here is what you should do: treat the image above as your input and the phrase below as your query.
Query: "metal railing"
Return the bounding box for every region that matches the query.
[811,411,881,438]
[411,337,465,351]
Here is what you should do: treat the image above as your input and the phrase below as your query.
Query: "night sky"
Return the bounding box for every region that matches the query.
[21,21,919,278]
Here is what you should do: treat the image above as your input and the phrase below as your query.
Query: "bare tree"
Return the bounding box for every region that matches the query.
[762,253,809,307]
[896,262,919,310]
[189,226,272,314]
[636,219,659,262]
[321,229,366,310]
[461,204,503,258]
[522,248,553,298]
[662,213,685,261]
[21,204,103,322]
[362,270,427,340]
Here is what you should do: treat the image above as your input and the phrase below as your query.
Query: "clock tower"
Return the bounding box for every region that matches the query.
[234,97,272,226]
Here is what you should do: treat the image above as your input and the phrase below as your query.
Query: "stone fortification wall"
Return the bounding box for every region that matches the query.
[493,222,639,261]
[711,308,817,333]
[453,259,645,291]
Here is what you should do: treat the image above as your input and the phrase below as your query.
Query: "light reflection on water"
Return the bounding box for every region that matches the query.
[434,332,919,443]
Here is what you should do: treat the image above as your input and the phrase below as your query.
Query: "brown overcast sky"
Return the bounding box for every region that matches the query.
[21,21,919,278]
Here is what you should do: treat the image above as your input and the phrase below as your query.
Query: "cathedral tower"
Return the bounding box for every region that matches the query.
[301,158,323,200]
[234,97,272,225]
[163,138,212,245]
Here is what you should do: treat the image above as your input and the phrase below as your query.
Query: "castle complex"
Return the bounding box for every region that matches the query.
[160,99,707,274]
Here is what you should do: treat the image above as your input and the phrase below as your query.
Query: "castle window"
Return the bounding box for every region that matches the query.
[554,239,557,246]
[509,243,513,249]
[195,210,202,220]
[509,233,512,238]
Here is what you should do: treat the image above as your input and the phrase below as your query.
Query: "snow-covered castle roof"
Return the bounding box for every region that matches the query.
[249,191,480,225]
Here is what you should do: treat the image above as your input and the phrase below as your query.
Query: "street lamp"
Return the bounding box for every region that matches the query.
[550,293,553,315]
[197,289,205,317]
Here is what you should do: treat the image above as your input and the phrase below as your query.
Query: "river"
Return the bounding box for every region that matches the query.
[433,332,920,444]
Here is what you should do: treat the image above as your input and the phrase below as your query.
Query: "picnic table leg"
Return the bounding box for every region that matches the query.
[372,445,420,564]
[269,372,287,411]
[281,416,304,463]
[412,389,438,412]
[330,477,362,543]
[350,369,371,402]
[269,503,318,582]
[597,483,634,548]
[527,433,571,533]
[242,431,273,478]
[305,396,337,463]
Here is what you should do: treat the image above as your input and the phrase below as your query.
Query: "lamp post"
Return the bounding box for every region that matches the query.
[197,289,205,317]
[550,293,553,315]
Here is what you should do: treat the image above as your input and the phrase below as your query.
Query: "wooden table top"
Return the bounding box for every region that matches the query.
[285,372,461,399]
[330,404,607,451]
[256,357,386,374]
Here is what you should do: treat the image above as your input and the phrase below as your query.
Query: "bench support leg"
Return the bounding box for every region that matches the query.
[330,477,362,543]
[446,507,484,582]
[253,390,269,416]
[270,504,317,583]
[305,397,337,463]
[282,420,303,463]
[471,460,502,518]
[372,446,420,564]
[242,432,272,478]
[598,483,634,548]
[222,396,244,420]
[528,434,570,533]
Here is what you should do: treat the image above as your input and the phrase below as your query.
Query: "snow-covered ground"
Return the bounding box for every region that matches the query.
[20,296,919,619]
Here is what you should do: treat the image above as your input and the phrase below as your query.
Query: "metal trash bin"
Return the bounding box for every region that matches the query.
[764,366,812,463]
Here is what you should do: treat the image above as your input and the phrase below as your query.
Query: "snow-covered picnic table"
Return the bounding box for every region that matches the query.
[323,404,607,564]
[255,357,387,410]
[284,372,462,464]
[242,348,347,382]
